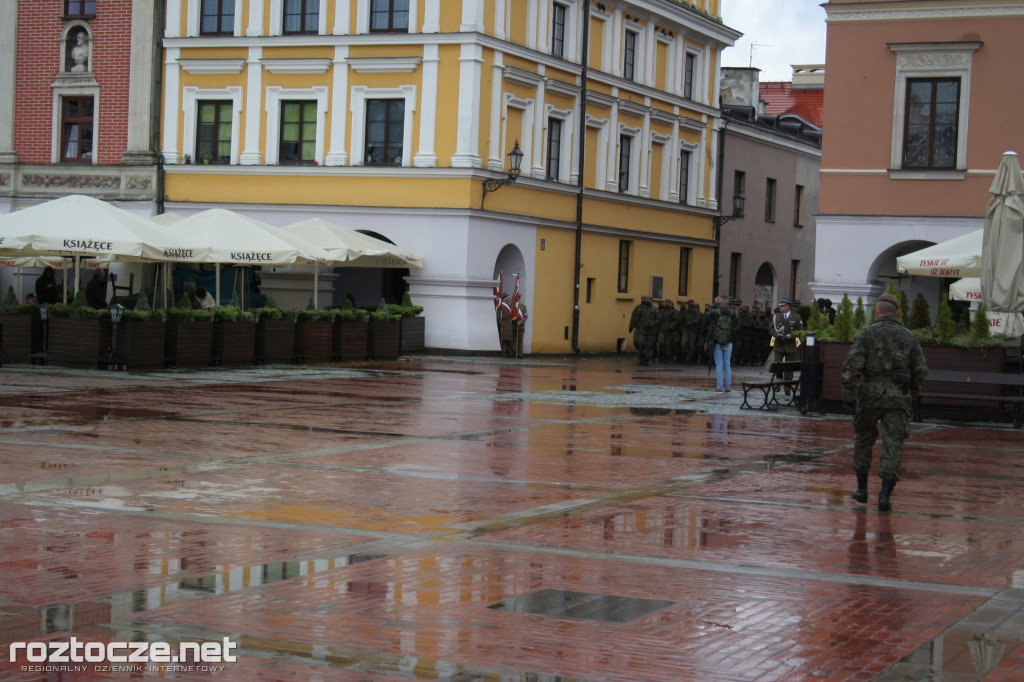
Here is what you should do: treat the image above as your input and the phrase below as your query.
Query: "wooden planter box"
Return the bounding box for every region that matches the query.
[399,316,425,354]
[165,320,213,368]
[333,320,368,361]
[0,315,43,364]
[48,318,111,369]
[255,320,295,365]
[295,319,333,364]
[212,321,255,367]
[368,319,401,360]
[818,341,852,403]
[819,341,1009,404]
[112,321,166,370]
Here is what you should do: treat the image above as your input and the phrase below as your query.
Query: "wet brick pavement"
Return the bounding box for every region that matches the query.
[1,357,1023,681]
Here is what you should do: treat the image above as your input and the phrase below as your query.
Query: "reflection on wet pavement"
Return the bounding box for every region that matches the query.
[1,357,1023,681]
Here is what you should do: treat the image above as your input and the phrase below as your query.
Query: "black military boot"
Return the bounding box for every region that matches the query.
[878,478,896,512]
[851,471,868,504]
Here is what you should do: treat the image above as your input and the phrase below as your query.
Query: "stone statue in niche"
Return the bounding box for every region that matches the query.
[68,31,90,73]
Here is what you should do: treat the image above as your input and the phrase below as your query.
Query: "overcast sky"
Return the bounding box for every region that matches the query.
[719,0,828,82]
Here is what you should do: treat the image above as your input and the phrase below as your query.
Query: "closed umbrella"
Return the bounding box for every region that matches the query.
[981,151,1024,312]
[896,229,983,278]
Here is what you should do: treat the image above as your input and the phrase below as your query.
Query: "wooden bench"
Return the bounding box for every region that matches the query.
[914,369,1024,428]
[741,361,802,410]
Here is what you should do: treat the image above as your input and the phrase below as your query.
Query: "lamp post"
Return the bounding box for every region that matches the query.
[107,303,125,369]
[481,140,524,208]
[711,191,746,299]
[32,305,49,365]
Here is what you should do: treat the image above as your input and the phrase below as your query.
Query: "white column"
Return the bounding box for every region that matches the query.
[122,0,158,164]
[668,120,680,202]
[493,0,507,40]
[0,0,18,163]
[525,0,538,50]
[605,101,619,192]
[333,0,350,34]
[639,109,651,198]
[423,0,440,33]
[165,0,181,37]
[414,44,439,167]
[248,0,264,35]
[240,46,264,165]
[460,0,484,32]
[707,123,719,210]
[531,75,546,179]
[161,48,181,164]
[487,53,504,171]
[451,43,483,168]
[644,23,655,88]
[325,45,349,165]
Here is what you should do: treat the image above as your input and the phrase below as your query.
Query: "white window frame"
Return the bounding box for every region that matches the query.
[622,25,643,82]
[350,85,417,166]
[52,86,99,164]
[888,41,980,177]
[269,0,327,36]
[618,126,640,194]
[356,0,418,34]
[182,86,243,165]
[265,86,329,165]
[501,93,535,174]
[678,143,696,205]
[187,0,242,37]
[544,105,573,183]
[683,49,700,101]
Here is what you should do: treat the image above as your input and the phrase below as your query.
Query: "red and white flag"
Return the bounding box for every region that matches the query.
[511,273,521,320]
[493,271,503,311]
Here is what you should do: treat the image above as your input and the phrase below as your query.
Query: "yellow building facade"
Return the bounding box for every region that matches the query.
[161,0,739,353]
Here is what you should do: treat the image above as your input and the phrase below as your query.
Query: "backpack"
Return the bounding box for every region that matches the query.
[712,310,734,345]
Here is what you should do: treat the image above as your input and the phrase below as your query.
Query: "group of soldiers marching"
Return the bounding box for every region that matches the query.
[629,296,777,366]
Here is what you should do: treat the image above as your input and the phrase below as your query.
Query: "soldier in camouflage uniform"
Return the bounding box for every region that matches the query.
[657,300,677,362]
[736,306,753,365]
[628,296,660,365]
[682,301,701,363]
[841,293,928,512]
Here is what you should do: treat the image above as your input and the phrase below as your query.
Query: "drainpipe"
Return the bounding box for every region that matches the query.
[571,0,591,354]
[712,113,727,300]
[152,0,165,216]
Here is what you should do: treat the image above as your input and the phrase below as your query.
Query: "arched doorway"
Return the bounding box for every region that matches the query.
[331,230,410,306]
[754,263,775,311]
[493,244,526,296]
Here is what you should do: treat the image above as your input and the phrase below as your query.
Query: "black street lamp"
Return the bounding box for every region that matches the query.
[482,140,525,206]
[107,303,125,369]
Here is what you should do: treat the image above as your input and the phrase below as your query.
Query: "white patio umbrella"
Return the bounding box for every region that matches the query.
[171,209,332,306]
[981,151,1024,312]
[0,195,211,298]
[896,229,983,278]
[948,277,1024,337]
[282,218,423,309]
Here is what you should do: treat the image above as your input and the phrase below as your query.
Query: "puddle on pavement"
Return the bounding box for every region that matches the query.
[489,588,675,624]
[878,628,1024,681]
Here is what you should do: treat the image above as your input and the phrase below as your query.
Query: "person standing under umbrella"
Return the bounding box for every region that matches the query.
[85,268,108,309]
[35,266,60,304]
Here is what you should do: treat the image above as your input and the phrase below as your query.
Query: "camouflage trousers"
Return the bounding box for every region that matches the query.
[852,404,912,481]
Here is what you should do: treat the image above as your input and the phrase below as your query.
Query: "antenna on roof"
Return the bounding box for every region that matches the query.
[749,41,771,68]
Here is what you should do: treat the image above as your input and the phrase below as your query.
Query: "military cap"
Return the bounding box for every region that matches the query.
[501,292,509,299]
[876,293,899,307]
[779,299,792,306]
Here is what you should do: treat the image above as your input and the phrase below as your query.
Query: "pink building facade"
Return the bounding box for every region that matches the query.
[812,0,1024,311]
